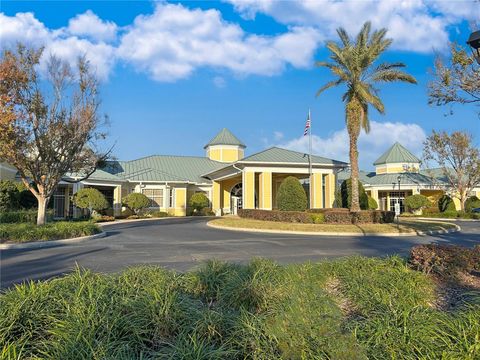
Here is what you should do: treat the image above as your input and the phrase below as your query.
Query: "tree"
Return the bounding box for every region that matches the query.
[404,194,430,213]
[368,196,378,210]
[189,193,210,213]
[316,22,417,211]
[0,180,20,211]
[423,131,480,211]
[277,176,307,211]
[428,42,480,117]
[122,193,150,215]
[340,179,369,210]
[0,45,109,225]
[72,188,109,217]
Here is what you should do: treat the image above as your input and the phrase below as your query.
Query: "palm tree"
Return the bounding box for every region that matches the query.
[316,22,417,212]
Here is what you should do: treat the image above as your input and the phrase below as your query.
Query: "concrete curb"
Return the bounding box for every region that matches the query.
[98,216,177,227]
[207,220,460,237]
[0,231,106,250]
[411,217,480,223]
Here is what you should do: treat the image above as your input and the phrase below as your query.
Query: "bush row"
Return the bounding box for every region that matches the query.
[0,221,100,243]
[0,209,54,224]
[238,208,395,224]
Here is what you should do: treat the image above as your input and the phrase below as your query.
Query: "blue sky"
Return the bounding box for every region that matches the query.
[1,0,479,170]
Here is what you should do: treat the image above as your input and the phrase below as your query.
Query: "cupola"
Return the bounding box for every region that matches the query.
[204,128,246,163]
[373,142,420,174]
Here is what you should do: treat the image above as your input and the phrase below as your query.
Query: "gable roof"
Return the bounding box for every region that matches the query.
[373,142,420,166]
[204,128,246,149]
[239,147,348,166]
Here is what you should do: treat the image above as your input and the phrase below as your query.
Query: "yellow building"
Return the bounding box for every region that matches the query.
[0,128,347,218]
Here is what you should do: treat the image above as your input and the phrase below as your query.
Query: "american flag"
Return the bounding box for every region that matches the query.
[303,111,311,136]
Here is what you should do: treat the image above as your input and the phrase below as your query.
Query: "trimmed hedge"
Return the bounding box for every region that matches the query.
[340,179,369,210]
[277,176,307,211]
[0,209,54,224]
[368,196,378,210]
[438,195,456,212]
[188,193,210,212]
[405,194,430,212]
[238,208,394,224]
[465,196,480,213]
[0,221,100,243]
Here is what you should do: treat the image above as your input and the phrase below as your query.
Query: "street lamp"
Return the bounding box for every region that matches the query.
[467,30,480,65]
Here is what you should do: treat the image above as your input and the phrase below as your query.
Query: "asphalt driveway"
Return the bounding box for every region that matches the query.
[1,217,479,289]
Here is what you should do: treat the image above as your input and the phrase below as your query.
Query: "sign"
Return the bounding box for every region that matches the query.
[394,203,401,217]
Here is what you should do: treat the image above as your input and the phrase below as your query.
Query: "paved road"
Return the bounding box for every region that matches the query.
[1,218,479,288]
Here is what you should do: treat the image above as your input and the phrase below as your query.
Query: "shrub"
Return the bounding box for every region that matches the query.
[277,176,307,211]
[321,209,395,224]
[72,188,109,217]
[465,196,480,213]
[0,180,20,211]
[368,196,378,210]
[238,209,312,223]
[438,195,456,212]
[122,193,150,215]
[409,244,480,277]
[310,213,325,224]
[0,221,100,243]
[188,193,210,213]
[340,179,369,210]
[92,215,115,223]
[0,209,53,224]
[405,194,431,213]
[147,210,169,218]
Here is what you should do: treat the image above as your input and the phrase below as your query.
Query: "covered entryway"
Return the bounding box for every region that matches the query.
[230,183,242,215]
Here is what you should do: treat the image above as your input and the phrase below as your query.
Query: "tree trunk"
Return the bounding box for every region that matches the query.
[346,100,362,212]
[37,196,49,226]
[460,191,466,212]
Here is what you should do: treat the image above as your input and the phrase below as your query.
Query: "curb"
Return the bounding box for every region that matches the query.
[0,231,107,250]
[206,221,460,237]
[412,217,480,223]
[98,216,176,227]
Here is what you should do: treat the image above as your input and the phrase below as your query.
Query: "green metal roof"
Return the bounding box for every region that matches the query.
[97,156,225,184]
[337,169,444,187]
[239,147,348,166]
[373,142,420,166]
[204,128,246,149]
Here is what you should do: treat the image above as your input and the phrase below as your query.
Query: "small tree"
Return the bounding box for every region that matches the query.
[423,131,480,211]
[277,176,307,211]
[0,45,109,225]
[0,180,20,211]
[189,193,209,213]
[122,193,150,215]
[340,179,369,210]
[428,42,479,118]
[368,196,378,210]
[72,188,109,217]
[405,194,431,213]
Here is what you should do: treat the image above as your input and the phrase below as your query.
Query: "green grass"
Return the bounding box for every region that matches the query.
[0,221,100,243]
[210,216,457,234]
[1,257,479,359]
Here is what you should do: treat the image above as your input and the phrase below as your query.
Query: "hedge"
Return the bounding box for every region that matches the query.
[277,176,307,211]
[238,209,394,224]
[340,179,369,210]
[0,209,54,224]
[0,221,100,243]
[465,196,480,213]
[405,194,430,212]
[438,195,456,212]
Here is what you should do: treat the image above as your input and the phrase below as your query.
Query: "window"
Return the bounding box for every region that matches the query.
[389,191,406,213]
[142,189,164,208]
[53,187,66,218]
[169,188,175,208]
[322,174,327,208]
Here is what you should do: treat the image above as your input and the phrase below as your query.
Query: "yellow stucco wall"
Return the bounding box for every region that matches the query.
[212,181,221,212]
[174,188,187,216]
[220,176,242,212]
[206,147,243,163]
[310,173,323,209]
[113,185,122,216]
[259,172,272,210]
[325,173,335,208]
[243,171,255,209]
[208,149,221,162]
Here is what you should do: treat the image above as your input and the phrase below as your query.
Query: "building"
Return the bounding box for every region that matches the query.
[338,142,480,212]
[0,128,348,218]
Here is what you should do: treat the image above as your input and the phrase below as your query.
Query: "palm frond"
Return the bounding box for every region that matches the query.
[316,79,345,97]
[356,82,385,114]
[356,22,371,49]
[336,27,351,47]
[372,69,418,84]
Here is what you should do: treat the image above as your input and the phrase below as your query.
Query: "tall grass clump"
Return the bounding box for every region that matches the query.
[0,221,99,242]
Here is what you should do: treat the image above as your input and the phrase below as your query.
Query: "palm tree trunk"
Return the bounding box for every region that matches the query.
[347,99,362,212]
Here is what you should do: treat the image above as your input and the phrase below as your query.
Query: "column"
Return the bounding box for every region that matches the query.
[174,187,187,216]
[212,181,222,215]
[113,185,122,217]
[325,173,336,208]
[309,173,323,209]
[258,172,272,210]
[72,182,84,218]
[243,171,255,209]
[370,189,379,210]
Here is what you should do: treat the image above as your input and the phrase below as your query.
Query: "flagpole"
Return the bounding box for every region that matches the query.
[309,108,312,178]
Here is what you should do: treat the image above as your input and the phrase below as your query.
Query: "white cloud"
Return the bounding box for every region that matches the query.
[278,121,427,169]
[0,11,116,80]
[273,131,284,141]
[213,76,226,88]
[117,2,321,81]
[66,10,117,42]
[226,0,477,53]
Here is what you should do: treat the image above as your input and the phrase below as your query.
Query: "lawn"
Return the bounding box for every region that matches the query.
[209,216,457,234]
[1,257,479,359]
[0,221,101,243]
